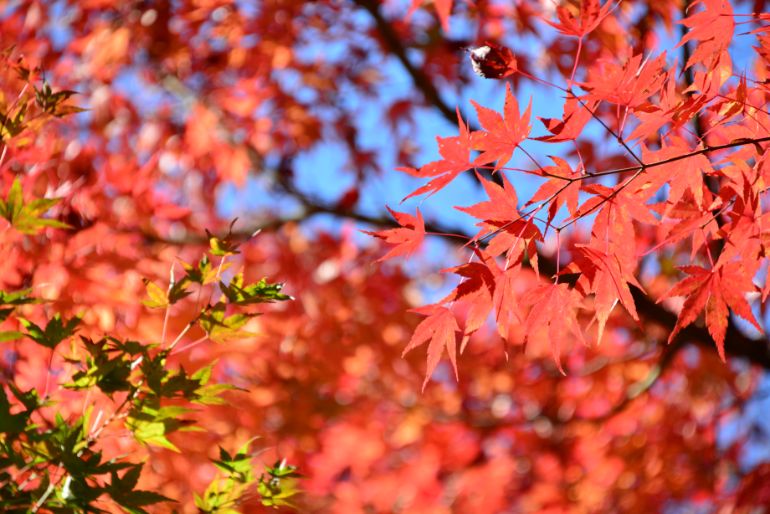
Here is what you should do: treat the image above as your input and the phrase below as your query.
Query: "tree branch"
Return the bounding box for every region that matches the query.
[155,60,770,373]
[353,0,457,123]
[137,172,770,372]
[352,0,505,187]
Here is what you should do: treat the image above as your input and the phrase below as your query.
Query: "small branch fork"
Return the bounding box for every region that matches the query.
[474,135,770,244]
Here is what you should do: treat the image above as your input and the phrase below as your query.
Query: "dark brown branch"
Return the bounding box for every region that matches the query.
[581,136,770,179]
[156,59,770,373]
[353,0,457,123]
[352,0,506,187]
[142,178,770,372]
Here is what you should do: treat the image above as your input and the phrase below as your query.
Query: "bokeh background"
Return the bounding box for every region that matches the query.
[3,0,770,512]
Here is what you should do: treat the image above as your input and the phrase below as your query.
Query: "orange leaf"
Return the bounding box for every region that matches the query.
[659,262,760,360]
[470,84,531,171]
[363,207,426,262]
[402,108,472,200]
[523,282,585,374]
[403,306,460,390]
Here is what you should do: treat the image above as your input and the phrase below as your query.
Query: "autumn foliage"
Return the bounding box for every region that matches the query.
[3,0,770,512]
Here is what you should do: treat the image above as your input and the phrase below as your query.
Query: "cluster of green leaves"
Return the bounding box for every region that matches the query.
[0,178,298,510]
[2,381,135,512]
[0,178,71,234]
[32,82,82,118]
[195,440,301,513]
[0,288,169,513]
[1,393,170,514]
[1,58,83,143]
[143,225,292,346]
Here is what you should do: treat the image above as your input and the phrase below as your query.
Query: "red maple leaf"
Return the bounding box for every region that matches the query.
[536,96,595,143]
[435,249,525,355]
[571,183,657,267]
[637,138,712,215]
[678,0,734,68]
[658,262,760,360]
[645,203,718,260]
[364,207,425,262]
[574,245,643,342]
[400,108,472,200]
[523,282,586,374]
[486,220,542,272]
[626,64,696,141]
[544,0,614,38]
[470,84,531,171]
[582,53,667,109]
[456,173,542,270]
[526,156,581,224]
[492,264,523,342]
[714,186,763,270]
[402,306,460,390]
[439,261,495,336]
[456,171,519,228]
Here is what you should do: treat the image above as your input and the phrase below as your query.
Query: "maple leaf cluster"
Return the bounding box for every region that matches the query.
[371,0,770,390]
[1,0,770,512]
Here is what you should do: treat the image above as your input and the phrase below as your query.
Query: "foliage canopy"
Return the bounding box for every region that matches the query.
[3,0,770,512]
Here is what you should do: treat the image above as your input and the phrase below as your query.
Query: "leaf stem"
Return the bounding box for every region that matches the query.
[169,335,209,356]
[569,37,583,87]
[557,168,644,231]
